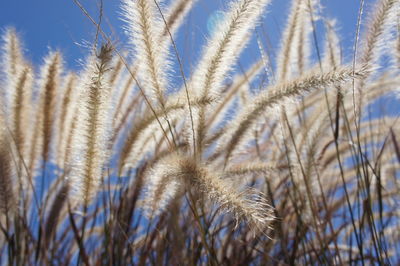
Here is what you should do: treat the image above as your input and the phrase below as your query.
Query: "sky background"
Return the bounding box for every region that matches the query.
[0,0,372,71]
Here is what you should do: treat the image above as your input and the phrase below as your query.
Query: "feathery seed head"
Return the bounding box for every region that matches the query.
[68,44,114,207]
[0,133,16,216]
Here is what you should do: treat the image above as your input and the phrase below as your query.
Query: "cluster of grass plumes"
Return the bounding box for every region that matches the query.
[0,0,399,264]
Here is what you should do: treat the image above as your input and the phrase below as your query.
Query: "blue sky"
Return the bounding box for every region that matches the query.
[0,0,369,70]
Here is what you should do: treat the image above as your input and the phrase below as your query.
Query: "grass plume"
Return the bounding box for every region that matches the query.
[0,0,398,264]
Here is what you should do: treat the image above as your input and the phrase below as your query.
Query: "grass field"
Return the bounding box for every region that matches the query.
[0,0,399,264]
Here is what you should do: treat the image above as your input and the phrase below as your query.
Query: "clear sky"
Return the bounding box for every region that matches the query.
[0,0,371,70]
